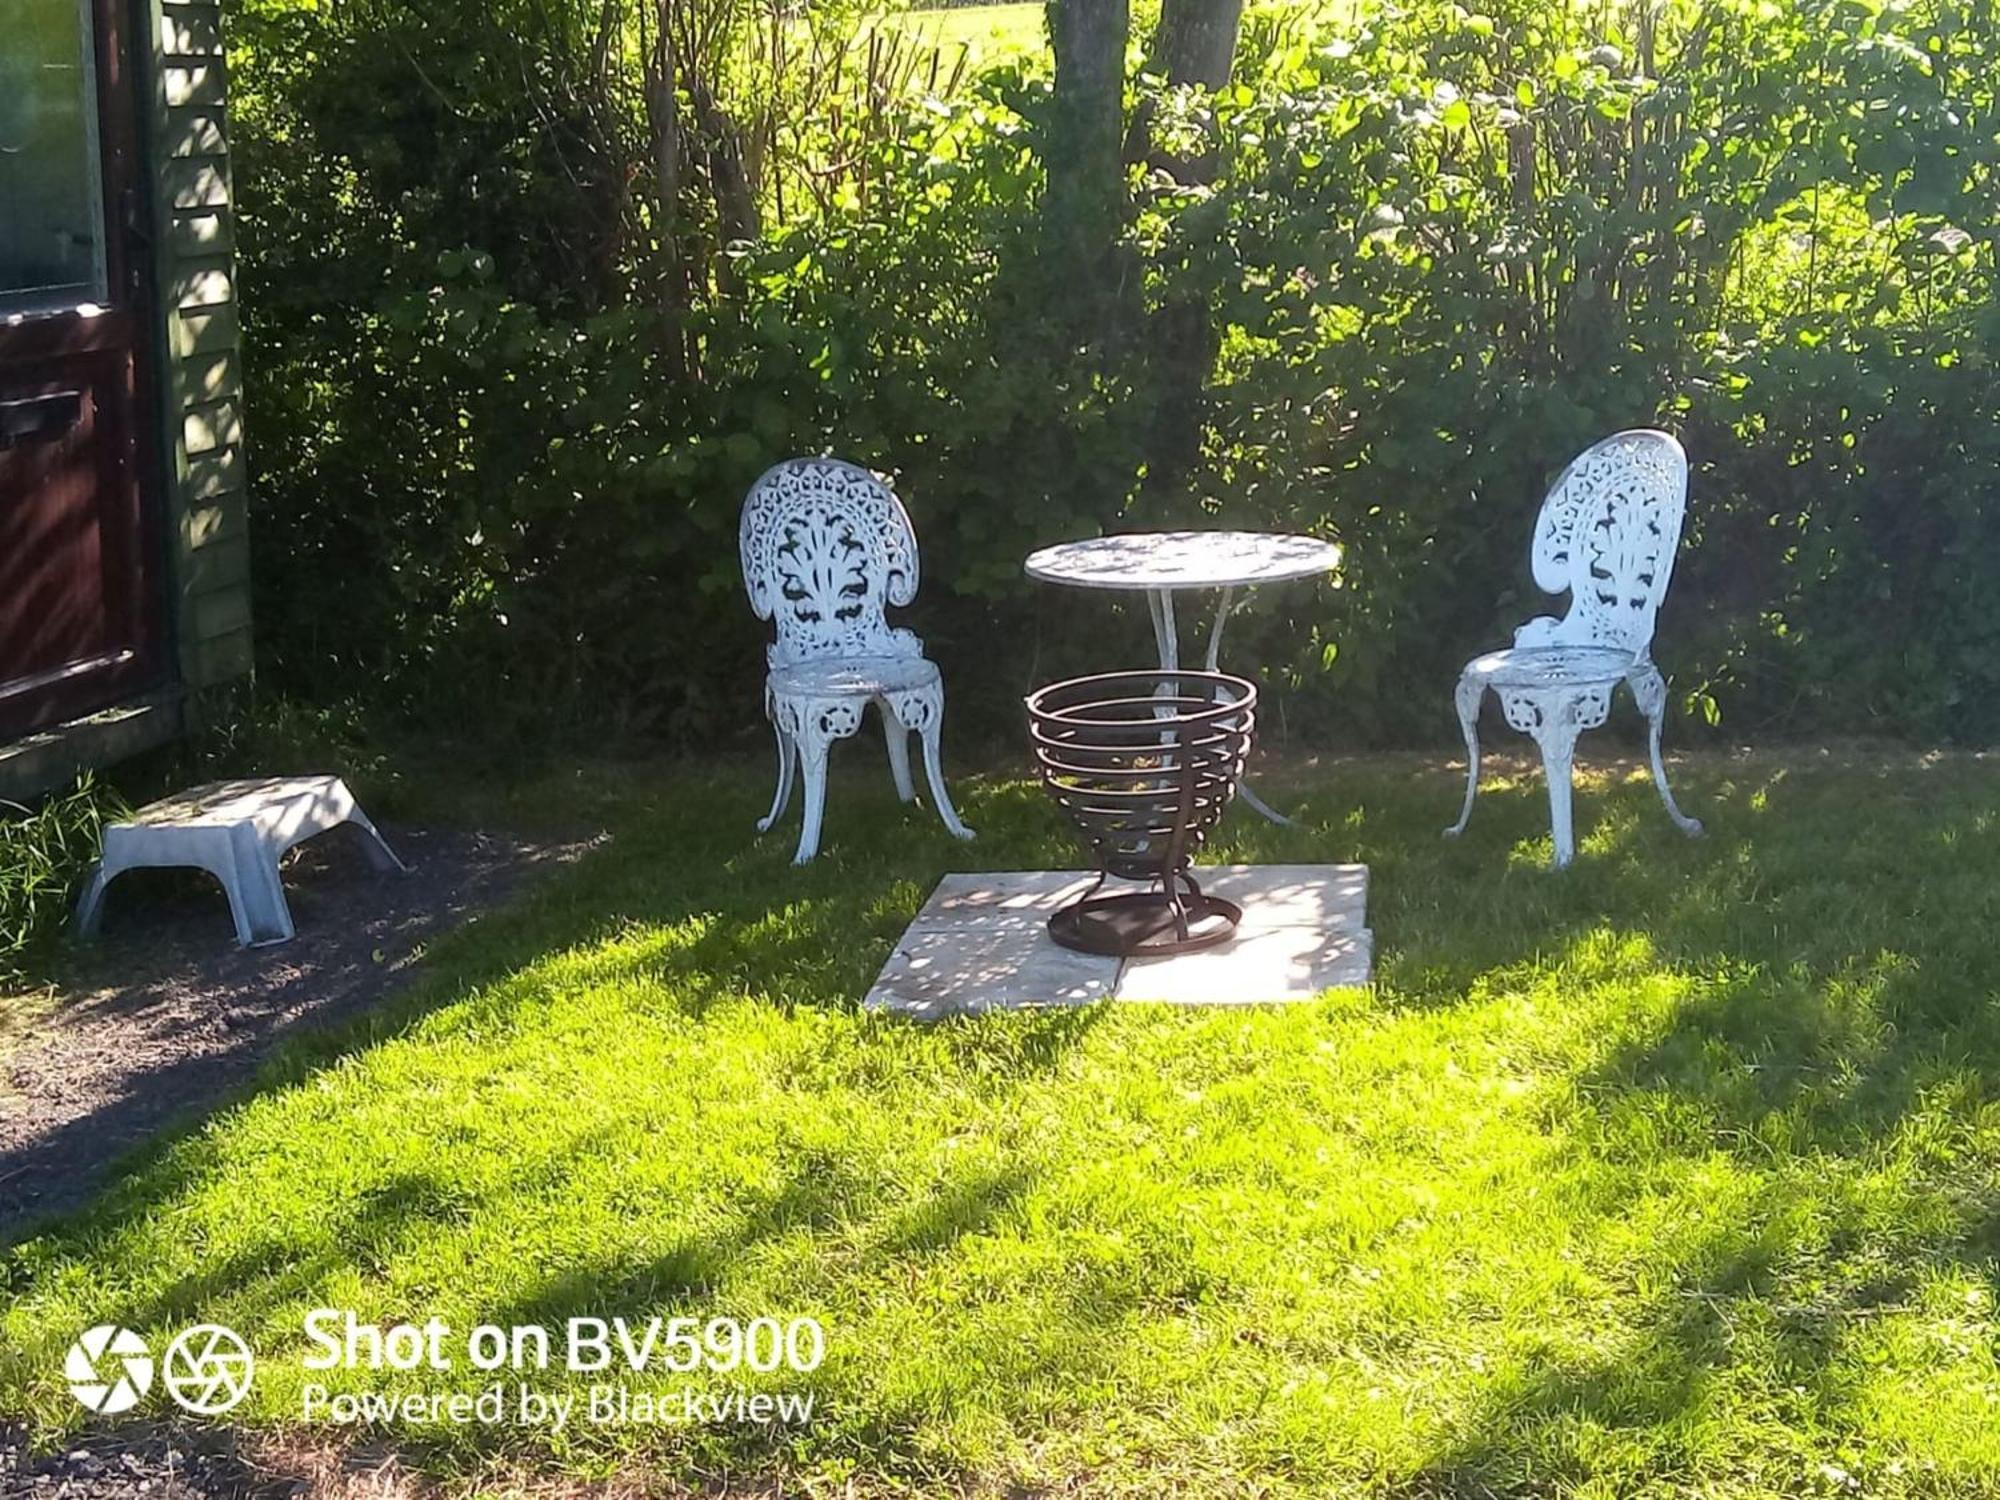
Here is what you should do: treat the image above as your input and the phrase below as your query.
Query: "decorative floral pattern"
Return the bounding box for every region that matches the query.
[740,458,922,668]
[1519,430,1689,656]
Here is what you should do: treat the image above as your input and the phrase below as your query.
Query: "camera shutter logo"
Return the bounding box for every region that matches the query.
[64,1326,154,1415]
[162,1325,255,1415]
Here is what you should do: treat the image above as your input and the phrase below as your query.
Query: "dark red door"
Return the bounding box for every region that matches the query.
[0,0,159,739]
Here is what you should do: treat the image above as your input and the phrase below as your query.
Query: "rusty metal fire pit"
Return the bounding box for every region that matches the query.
[1025,669,1258,956]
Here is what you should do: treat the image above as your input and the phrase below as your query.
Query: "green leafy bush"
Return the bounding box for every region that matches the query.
[1161,0,2000,739]
[229,0,2000,748]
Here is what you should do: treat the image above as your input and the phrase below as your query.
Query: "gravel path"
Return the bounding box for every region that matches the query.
[0,825,591,1239]
[0,1430,305,1500]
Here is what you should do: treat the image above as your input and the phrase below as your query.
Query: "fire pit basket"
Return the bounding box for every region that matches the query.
[1025,669,1258,956]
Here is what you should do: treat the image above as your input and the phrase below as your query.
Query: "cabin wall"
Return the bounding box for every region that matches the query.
[152,0,252,710]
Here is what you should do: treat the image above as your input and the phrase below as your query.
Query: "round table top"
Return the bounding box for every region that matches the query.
[1023,530,1343,592]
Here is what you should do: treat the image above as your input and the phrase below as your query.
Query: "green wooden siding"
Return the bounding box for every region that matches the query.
[152,0,252,702]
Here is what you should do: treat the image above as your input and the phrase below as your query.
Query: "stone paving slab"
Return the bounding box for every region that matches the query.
[868,925,1121,1020]
[1172,864,1368,931]
[867,865,1371,1017]
[1117,925,1374,1003]
[911,871,1101,928]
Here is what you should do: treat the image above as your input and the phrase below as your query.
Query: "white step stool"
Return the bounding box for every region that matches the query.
[74,775,410,948]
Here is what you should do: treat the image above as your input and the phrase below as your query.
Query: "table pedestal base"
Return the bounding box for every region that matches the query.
[1047,888,1242,957]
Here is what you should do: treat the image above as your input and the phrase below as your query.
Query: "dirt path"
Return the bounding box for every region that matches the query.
[0,1428,302,1500]
[0,826,591,1239]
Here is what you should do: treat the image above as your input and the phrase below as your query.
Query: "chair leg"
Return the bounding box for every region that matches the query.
[757,720,796,834]
[1534,717,1585,870]
[919,718,975,842]
[768,697,864,863]
[221,829,297,946]
[72,863,113,940]
[1444,671,1485,838]
[887,684,973,842]
[344,806,412,873]
[882,703,916,804]
[794,734,831,865]
[1628,665,1704,837]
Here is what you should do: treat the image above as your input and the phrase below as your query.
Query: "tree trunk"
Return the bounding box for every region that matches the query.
[1134,0,1244,503]
[646,4,680,226]
[688,77,761,250]
[1150,0,1241,88]
[1125,0,1243,171]
[1045,0,1130,297]
[645,0,692,373]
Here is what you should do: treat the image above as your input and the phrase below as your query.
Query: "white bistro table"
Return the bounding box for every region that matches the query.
[1024,530,1343,825]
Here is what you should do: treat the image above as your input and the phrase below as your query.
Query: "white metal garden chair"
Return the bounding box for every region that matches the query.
[1444,428,1704,868]
[741,457,976,864]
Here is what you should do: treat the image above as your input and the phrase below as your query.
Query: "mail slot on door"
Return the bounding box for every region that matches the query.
[0,391,86,451]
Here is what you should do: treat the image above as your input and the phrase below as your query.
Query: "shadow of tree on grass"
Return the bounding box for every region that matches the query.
[1390,756,2000,1495]
[4,751,1998,1495]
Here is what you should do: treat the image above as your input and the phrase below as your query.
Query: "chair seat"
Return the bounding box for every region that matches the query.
[1464,645,1639,691]
[769,654,941,699]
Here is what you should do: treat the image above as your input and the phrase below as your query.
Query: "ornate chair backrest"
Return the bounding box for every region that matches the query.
[740,458,921,666]
[1529,429,1688,659]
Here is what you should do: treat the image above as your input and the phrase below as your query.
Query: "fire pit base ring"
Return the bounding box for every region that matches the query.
[1046,886,1243,957]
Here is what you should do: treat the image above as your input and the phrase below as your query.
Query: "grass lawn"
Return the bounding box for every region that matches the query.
[882,4,1047,66]
[4,748,2000,1496]
[876,0,1355,70]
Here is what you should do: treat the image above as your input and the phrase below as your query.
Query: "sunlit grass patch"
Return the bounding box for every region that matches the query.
[880,3,1047,67]
[3,750,2000,1495]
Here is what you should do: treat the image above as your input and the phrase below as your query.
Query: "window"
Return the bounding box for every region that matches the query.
[0,0,108,320]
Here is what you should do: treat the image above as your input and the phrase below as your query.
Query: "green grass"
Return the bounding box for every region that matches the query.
[5,749,2000,1496]
[0,776,125,980]
[880,3,1046,65]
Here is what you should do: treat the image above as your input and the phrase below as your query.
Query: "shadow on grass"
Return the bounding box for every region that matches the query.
[0,767,1064,1225]
[1394,758,2000,1493]
[1417,1168,2000,1496]
[5,748,1999,1492]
